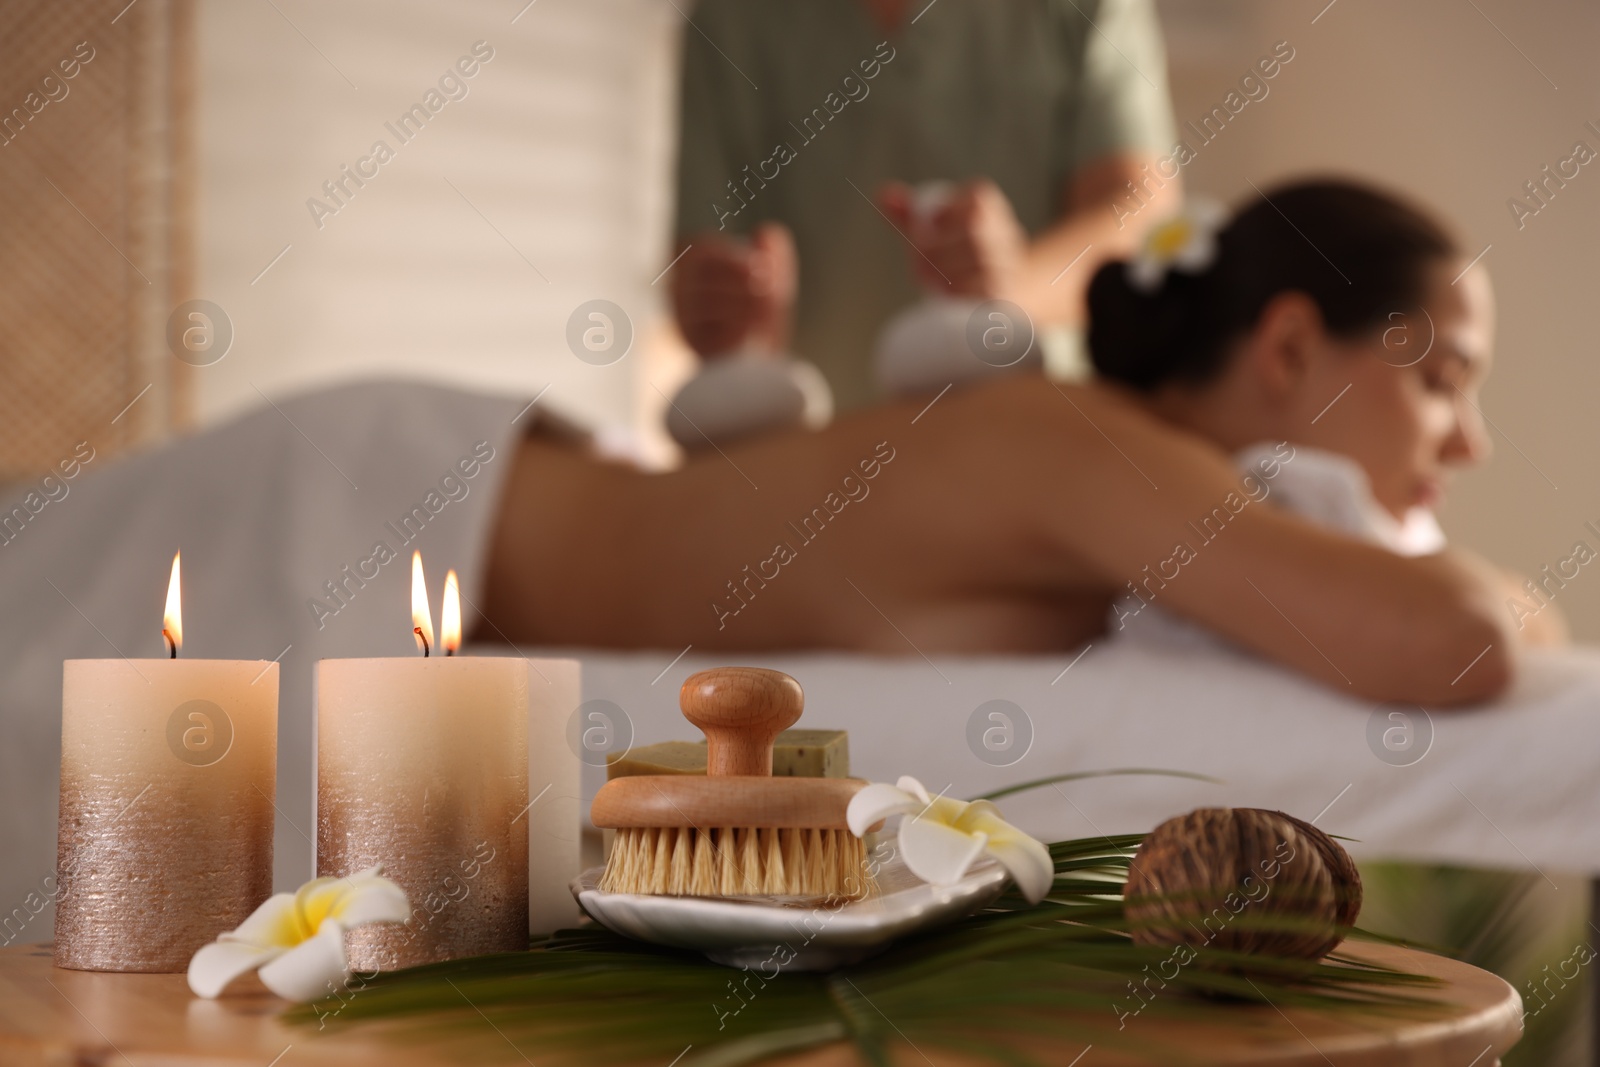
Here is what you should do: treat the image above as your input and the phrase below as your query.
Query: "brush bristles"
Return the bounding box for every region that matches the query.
[600,827,872,901]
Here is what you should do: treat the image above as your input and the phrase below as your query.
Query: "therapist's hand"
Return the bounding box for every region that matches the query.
[671,223,797,358]
[882,179,1028,299]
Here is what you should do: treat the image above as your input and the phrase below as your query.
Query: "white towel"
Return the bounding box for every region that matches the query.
[1113,442,1446,649]
[1232,442,1445,556]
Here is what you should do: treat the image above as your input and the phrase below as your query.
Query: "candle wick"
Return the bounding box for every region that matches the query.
[162,629,177,659]
[446,647,455,657]
[415,626,430,657]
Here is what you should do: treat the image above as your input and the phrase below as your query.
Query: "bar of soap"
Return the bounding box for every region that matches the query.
[604,741,707,778]
[768,729,850,778]
[606,730,849,779]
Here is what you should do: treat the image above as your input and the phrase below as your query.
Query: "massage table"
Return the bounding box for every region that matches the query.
[565,642,1600,877]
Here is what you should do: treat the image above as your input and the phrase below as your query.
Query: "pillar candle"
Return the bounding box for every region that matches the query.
[525,657,580,934]
[317,657,526,969]
[315,556,579,970]
[57,657,277,971]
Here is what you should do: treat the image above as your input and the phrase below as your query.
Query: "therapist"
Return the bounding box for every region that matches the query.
[670,0,1182,410]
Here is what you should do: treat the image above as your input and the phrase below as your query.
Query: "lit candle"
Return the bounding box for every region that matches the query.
[56,552,279,972]
[316,553,578,970]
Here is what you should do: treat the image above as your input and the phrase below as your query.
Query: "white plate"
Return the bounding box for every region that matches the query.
[570,840,1010,970]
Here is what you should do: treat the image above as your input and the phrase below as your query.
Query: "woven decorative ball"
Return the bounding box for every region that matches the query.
[1123,807,1363,962]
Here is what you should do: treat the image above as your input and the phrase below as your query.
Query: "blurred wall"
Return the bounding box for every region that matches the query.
[194,0,679,433]
[1157,0,1600,639]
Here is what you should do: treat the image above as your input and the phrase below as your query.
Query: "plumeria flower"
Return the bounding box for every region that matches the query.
[847,776,1054,904]
[188,866,410,1001]
[1125,200,1228,293]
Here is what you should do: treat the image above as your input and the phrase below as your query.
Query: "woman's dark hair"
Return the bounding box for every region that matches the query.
[1087,178,1460,391]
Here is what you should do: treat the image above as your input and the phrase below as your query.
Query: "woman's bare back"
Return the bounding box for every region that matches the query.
[483,374,1517,705]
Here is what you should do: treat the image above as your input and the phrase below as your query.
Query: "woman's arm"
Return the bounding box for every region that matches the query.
[1496,568,1569,646]
[1035,381,1516,706]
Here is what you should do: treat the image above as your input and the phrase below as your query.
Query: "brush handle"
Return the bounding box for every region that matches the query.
[680,667,803,776]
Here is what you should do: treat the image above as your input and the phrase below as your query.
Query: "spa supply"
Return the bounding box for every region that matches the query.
[315,552,579,970]
[665,352,832,451]
[573,836,1006,970]
[55,552,278,973]
[873,182,1040,397]
[766,729,850,777]
[605,728,850,779]
[317,655,530,969]
[1122,807,1362,963]
[605,740,706,778]
[590,667,869,900]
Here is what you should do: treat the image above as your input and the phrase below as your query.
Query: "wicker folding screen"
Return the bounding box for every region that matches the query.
[0,0,193,483]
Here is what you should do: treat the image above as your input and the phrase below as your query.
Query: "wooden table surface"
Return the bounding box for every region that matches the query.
[0,939,1521,1066]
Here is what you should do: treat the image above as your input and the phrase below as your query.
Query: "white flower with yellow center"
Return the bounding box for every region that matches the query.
[846,776,1054,904]
[188,866,410,1001]
[1126,200,1228,293]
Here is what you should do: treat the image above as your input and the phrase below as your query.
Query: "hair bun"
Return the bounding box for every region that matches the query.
[1086,179,1458,393]
[1086,260,1214,391]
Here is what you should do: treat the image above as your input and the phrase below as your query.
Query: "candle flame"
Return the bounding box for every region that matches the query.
[442,570,461,655]
[163,552,183,656]
[411,551,434,656]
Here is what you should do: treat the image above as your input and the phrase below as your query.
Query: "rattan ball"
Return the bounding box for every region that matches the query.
[1122,807,1363,962]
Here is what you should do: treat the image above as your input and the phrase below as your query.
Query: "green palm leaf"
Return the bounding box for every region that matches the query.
[291,834,1445,1067]
[969,769,1224,802]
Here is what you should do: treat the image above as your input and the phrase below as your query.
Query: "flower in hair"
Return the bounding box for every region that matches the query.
[1126,200,1228,294]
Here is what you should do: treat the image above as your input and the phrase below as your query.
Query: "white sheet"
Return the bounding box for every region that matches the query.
[561,641,1600,876]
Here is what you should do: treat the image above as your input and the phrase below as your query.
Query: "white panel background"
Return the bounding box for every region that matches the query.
[193,0,679,433]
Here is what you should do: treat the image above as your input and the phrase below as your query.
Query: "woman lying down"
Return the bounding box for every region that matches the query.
[3,179,1564,715]
[480,178,1563,706]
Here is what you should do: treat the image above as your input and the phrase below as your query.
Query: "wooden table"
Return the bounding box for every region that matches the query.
[0,940,1521,1066]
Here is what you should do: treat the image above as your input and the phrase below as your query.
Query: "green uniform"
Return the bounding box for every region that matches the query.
[674,0,1176,410]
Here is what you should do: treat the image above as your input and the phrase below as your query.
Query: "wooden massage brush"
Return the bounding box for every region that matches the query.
[592,666,872,900]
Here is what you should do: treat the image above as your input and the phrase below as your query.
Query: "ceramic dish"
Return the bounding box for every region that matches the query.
[571,839,1010,970]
